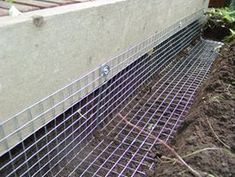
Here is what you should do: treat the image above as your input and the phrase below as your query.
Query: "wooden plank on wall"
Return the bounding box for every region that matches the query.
[0,1,39,12]
[14,0,58,8]
[40,0,75,5]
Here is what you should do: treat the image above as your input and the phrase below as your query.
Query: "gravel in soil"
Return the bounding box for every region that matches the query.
[153,41,235,177]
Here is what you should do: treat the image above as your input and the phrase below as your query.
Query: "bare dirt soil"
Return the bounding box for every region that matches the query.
[153,41,235,177]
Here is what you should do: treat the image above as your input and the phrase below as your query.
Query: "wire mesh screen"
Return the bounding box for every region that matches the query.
[0,10,221,177]
[0,10,204,156]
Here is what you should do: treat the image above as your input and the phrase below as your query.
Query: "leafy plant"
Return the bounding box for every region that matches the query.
[224,28,235,41]
[208,7,235,23]
[230,0,235,10]
[5,0,14,3]
[205,7,235,42]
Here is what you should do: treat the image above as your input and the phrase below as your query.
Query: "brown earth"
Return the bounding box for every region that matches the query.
[153,41,235,177]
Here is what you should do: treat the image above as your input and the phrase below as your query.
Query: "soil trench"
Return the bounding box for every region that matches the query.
[153,40,235,177]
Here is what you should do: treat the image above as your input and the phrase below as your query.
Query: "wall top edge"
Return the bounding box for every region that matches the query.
[0,0,124,27]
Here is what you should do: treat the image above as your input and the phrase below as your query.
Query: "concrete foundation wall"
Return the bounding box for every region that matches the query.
[0,0,209,154]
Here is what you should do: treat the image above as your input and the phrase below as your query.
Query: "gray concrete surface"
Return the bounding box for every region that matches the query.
[0,0,209,154]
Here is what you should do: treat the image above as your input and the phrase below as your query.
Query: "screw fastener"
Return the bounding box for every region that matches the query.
[100,64,110,77]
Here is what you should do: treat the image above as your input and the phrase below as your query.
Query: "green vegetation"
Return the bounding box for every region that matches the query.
[206,7,235,42]
[230,0,235,10]
[6,0,14,3]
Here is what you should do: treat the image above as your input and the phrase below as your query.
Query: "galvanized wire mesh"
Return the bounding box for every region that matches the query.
[0,10,204,156]
[0,10,220,177]
[59,40,219,177]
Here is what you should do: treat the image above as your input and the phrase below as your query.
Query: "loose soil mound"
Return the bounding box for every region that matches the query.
[153,41,235,177]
